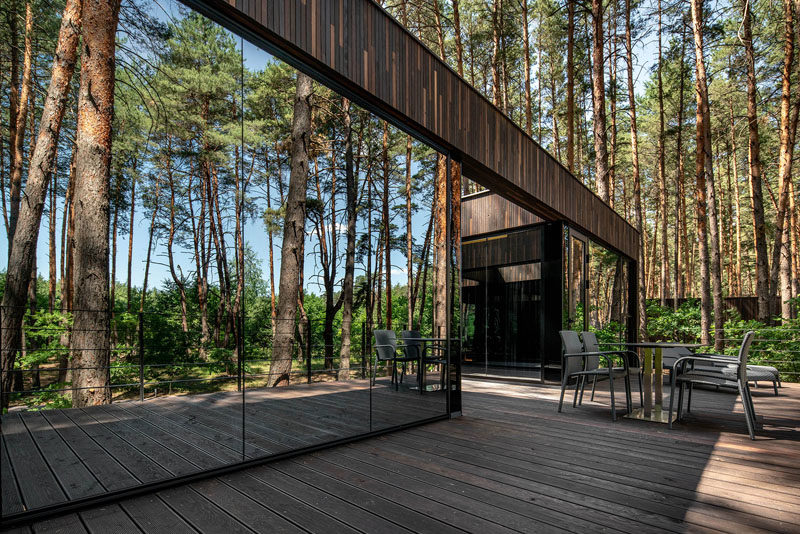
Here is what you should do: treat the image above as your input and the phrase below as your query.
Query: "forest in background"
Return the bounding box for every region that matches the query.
[4,0,800,408]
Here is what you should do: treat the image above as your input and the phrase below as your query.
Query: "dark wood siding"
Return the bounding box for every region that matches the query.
[461,192,543,237]
[192,0,638,258]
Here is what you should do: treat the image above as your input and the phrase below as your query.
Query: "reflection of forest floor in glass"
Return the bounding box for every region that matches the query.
[1,379,447,516]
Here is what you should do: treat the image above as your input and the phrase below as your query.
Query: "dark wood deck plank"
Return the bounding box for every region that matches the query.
[1,436,25,515]
[418,416,800,515]
[2,415,66,511]
[30,514,86,534]
[218,471,360,534]
[39,411,139,492]
[94,405,228,470]
[311,448,551,534]
[272,460,463,534]
[294,453,517,534]
[79,504,140,534]
[189,479,304,534]
[109,403,242,464]
[20,413,104,501]
[118,494,196,534]
[4,379,799,534]
[59,409,169,484]
[155,487,253,534]
[75,408,197,477]
[245,464,415,534]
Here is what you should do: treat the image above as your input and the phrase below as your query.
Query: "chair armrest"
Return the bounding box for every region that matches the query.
[564,351,626,370]
[674,355,740,374]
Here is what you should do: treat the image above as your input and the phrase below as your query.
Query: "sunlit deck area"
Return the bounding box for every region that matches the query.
[2,378,798,533]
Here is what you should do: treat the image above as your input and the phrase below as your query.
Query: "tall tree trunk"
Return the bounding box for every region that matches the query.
[8,1,34,249]
[340,98,357,380]
[166,137,189,335]
[624,0,646,336]
[523,0,533,136]
[491,0,502,108]
[0,0,83,408]
[591,0,610,202]
[452,0,464,76]
[690,0,713,346]
[608,2,618,209]
[71,0,120,407]
[268,73,312,387]
[139,179,161,313]
[126,172,136,311]
[6,0,20,240]
[49,154,58,312]
[566,0,575,172]
[406,133,414,329]
[676,18,689,301]
[658,0,669,306]
[741,0,770,321]
[776,0,797,320]
[382,122,393,329]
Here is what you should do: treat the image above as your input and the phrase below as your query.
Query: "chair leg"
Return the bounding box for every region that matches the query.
[608,374,617,421]
[773,380,779,396]
[677,382,685,421]
[624,374,632,413]
[638,371,644,407]
[738,382,756,440]
[573,376,581,407]
[579,376,586,405]
[590,375,597,401]
[393,361,399,391]
[687,383,693,413]
[558,375,569,413]
[668,375,677,429]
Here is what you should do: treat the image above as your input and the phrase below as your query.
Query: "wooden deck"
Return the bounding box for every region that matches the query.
[2,377,799,533]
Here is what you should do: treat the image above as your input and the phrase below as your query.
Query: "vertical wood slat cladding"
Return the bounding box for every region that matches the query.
[462,192,543,237]
[209,0,637,258]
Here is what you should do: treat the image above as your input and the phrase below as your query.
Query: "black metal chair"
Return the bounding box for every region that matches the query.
[401,330,446,390]
[668,331,758,439]
[580,331,643,408]
[559,330,632,421]
[373,330,417,391]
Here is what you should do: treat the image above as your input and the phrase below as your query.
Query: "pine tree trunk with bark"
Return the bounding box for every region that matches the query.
[591,0,610,202]
[741,0,771,321]
[0,0,83,409]
[268,73,312,387]
[690,0,713,346]
[71,0,120,407]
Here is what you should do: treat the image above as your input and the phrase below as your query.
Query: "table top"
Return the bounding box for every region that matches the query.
[620,342,703,349]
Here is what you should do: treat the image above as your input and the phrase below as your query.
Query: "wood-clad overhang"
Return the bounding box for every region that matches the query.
[186,0,639,260]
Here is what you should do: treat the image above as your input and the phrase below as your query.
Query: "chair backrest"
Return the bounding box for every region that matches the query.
[580,331,601,371]
[559,330,584,375]
[373,330,397,361]
[400,330,422,360]
[735,331,756,382]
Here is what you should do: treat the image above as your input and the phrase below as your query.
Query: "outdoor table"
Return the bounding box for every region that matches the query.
[619,342,702,423]
[403,337,446,391]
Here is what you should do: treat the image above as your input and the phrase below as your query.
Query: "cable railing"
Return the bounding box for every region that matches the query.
[0,305,423,410]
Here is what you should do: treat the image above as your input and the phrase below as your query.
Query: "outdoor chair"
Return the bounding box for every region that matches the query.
[559,330,632,421]
[580,331,643,408]
[668,331,758,439]
[672,346,780,396]
[400,330,446,390]
[373,330,417,391]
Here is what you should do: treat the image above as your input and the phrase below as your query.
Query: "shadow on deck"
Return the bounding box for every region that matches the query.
[2,377,799,533]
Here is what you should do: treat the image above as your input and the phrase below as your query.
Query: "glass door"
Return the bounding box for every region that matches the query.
[565,228,588,332]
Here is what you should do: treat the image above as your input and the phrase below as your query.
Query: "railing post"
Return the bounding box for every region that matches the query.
[361,321,366,379]
[306,318,312,384]
[138,311,144,402]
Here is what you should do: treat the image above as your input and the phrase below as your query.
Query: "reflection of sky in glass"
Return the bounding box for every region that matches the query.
[14,0,439,297]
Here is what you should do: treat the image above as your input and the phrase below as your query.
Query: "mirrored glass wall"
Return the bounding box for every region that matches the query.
[1,0,456,519]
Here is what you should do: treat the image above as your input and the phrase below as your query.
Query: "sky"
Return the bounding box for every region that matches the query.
[0,0,661,297]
